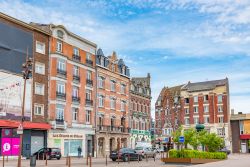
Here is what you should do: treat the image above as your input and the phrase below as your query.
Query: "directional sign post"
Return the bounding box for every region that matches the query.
[179,136,185,143]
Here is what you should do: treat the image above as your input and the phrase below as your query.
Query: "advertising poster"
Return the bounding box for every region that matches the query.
[1,138,11,155]
[0,71,31,121]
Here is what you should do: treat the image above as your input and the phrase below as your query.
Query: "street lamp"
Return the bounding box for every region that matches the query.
[17,54,32,167]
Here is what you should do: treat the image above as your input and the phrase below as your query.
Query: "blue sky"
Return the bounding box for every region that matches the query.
[1,0,250,117]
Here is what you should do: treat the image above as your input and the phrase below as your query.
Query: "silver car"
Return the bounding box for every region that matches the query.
[135,147,156,158]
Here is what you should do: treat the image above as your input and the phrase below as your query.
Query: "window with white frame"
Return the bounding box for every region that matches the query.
[57,30,64,39]
[98,77,104,88]
[35,62,45,75]
[194,106,198,113]
[72,86,79,97]
[86,89,92,100]
[204,95,209,102]
[121,84,126,94]
[204,105,209,113]
[204,116,210,124]
[56,104,64,120]
[217,95,223,103]
[99,95,104,107]
[56,41,62,53]
[194,96,198,103]
[185,98,189,104]
[194,117,199,124]
[72,108,78,122]
[86,110,91,124]
[34,104,44,116]
[36,41,45,54]
[185,108,189,114]
[218,116,224,123]
[73,48,79,56]
[86,53,92,60]
[73,65,79,76]
[110,97,116,109]
[121,100,126,112]
[185,118,190,125]
[56,82,65,94]
[87,70,91,80]
[35,83,44,95]
[57,59,66,71]
[217,128,225,136]
[218,105,223,113]
[110,80,115,91]
[240,121,244,134]
[174,96,179,103]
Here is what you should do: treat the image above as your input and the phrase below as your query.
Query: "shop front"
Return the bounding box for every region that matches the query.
[48,129,94,157]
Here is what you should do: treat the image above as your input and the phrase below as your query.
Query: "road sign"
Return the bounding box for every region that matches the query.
[179,136,185,143]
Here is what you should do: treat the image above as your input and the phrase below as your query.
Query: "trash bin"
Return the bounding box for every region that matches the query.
[30,155,36,167]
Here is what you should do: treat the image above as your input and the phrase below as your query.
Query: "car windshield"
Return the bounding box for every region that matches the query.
[135,147,143,150]
[51,148,60,152]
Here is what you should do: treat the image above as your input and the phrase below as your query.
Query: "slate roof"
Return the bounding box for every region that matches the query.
[181,78,228,92]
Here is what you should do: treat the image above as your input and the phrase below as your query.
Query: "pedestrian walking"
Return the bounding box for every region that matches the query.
[77,146,82,158]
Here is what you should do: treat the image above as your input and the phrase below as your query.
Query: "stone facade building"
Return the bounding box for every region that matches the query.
[95,49,130,157]
[39,24,97,157]
[0,13,51,158]
[129,74,151,148]
[155,78,230,149]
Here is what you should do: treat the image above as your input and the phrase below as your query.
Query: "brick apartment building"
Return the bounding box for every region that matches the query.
[95,49,130,157]
[0,13,51,157]
[33,24,97,157]
[231,111,250,153]
[155,78,230,149]
[129,74,152,148]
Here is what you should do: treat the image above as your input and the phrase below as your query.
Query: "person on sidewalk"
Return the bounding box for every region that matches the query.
[77,146,82,158]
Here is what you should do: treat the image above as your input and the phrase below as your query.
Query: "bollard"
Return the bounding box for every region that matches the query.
[105,155,107,166]
[138,154,139,163]
[128,154,130,164]
[68,156,71,167]
[2,155,4,167]
[6,156,8,162]
[146,154,148,162]
[86,155,88,165]
[90,156,92,167]
[117,155,119,164]
[66,155,69,165]
[30,155,36,167]
[45,153,48,166]
[154,154,155,162]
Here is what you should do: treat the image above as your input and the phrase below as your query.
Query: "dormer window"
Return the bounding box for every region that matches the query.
[57,30,64,39]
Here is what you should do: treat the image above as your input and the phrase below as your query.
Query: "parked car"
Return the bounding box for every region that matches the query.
[135,147,156,158]
[219,147,231,155]
[33,148,61,160]
[110,148,142,162]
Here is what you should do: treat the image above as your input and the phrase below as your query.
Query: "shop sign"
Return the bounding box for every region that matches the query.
[52,133,83,138]
[1,138,20,155]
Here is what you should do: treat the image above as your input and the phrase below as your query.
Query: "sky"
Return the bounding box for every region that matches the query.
[1,0,250,118]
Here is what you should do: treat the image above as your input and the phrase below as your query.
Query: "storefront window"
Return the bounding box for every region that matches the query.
[64,139,82,156]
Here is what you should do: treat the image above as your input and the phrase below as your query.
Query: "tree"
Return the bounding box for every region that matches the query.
[189,131,200,150]
[172,126,182,150]
[183,128,196,149]
[200,133,224,152]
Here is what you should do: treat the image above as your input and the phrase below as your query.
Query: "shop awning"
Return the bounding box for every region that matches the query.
[240,134,250,139]
[0,120,51,130]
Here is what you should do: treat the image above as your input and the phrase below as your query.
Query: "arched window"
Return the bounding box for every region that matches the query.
[57,30,64,39]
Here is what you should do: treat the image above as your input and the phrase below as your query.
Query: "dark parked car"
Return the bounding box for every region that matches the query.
[33,148,61,160]
[219,147,231,155]
[110,148,142,162]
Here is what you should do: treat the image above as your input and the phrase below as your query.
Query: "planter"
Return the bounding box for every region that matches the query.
[161,157,222,164]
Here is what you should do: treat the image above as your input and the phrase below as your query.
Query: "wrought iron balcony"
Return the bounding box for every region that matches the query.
[56,92,66,100]
[85,99,93,106]
[86,59,93,66]
[73,75,80,82]
[86,79,93,86]
[73,54,81,62]
[97,125,130,133]
[72,96,80,103]
[55,119,64,125]
[57,69,67,77]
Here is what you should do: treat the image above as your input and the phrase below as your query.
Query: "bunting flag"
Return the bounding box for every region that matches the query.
[0,82,21,92]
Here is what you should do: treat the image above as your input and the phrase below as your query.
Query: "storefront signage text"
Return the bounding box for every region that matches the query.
[52,134,83,138]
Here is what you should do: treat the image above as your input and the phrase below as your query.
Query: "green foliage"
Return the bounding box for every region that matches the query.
[173,126,183,144]
[202,133,225,152]
[183,128,196,148]
[168,149,226,159]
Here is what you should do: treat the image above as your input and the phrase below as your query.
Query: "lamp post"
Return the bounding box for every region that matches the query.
[17,54,32,167]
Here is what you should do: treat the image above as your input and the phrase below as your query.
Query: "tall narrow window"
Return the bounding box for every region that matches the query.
[72,86,79,97]
[98,77,104,88]
[86,110,91,124]
[57,59,66,71]
[99,95,104,107]
[121,101,125,112]
[110,98,116,109]
[193,96,198,103]
[86,90,92,100]
[56,104,64,120]
[218,105,223,113]
[56,41,62,53]
[73,48,79,55]
[204,106,209,113]
[73,65,79,76]
[36,41,45,54]
[87,71,92,80]
[218,95,223,103]
[72,108,78,122]
[35,62,45,75]
[110,80,115,91]
[194,106,198,113]
[56,82,65,94]
[121,84,126,94]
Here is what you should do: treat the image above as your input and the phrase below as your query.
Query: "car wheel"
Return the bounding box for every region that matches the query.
[57,157,61,160]
[112,158,116,161]
[123,156,128,162]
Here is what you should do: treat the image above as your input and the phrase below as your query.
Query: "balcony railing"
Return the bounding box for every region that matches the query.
[73,75,80,82]
[97,125,130,133]
[56,92,66,100]
[86,79,93,86]
[85,99,93,106]
[73,54,81,62]
[72,96,80,103]
[86,59,93,66]
[55,119,64,125]
[57,69,67,77]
